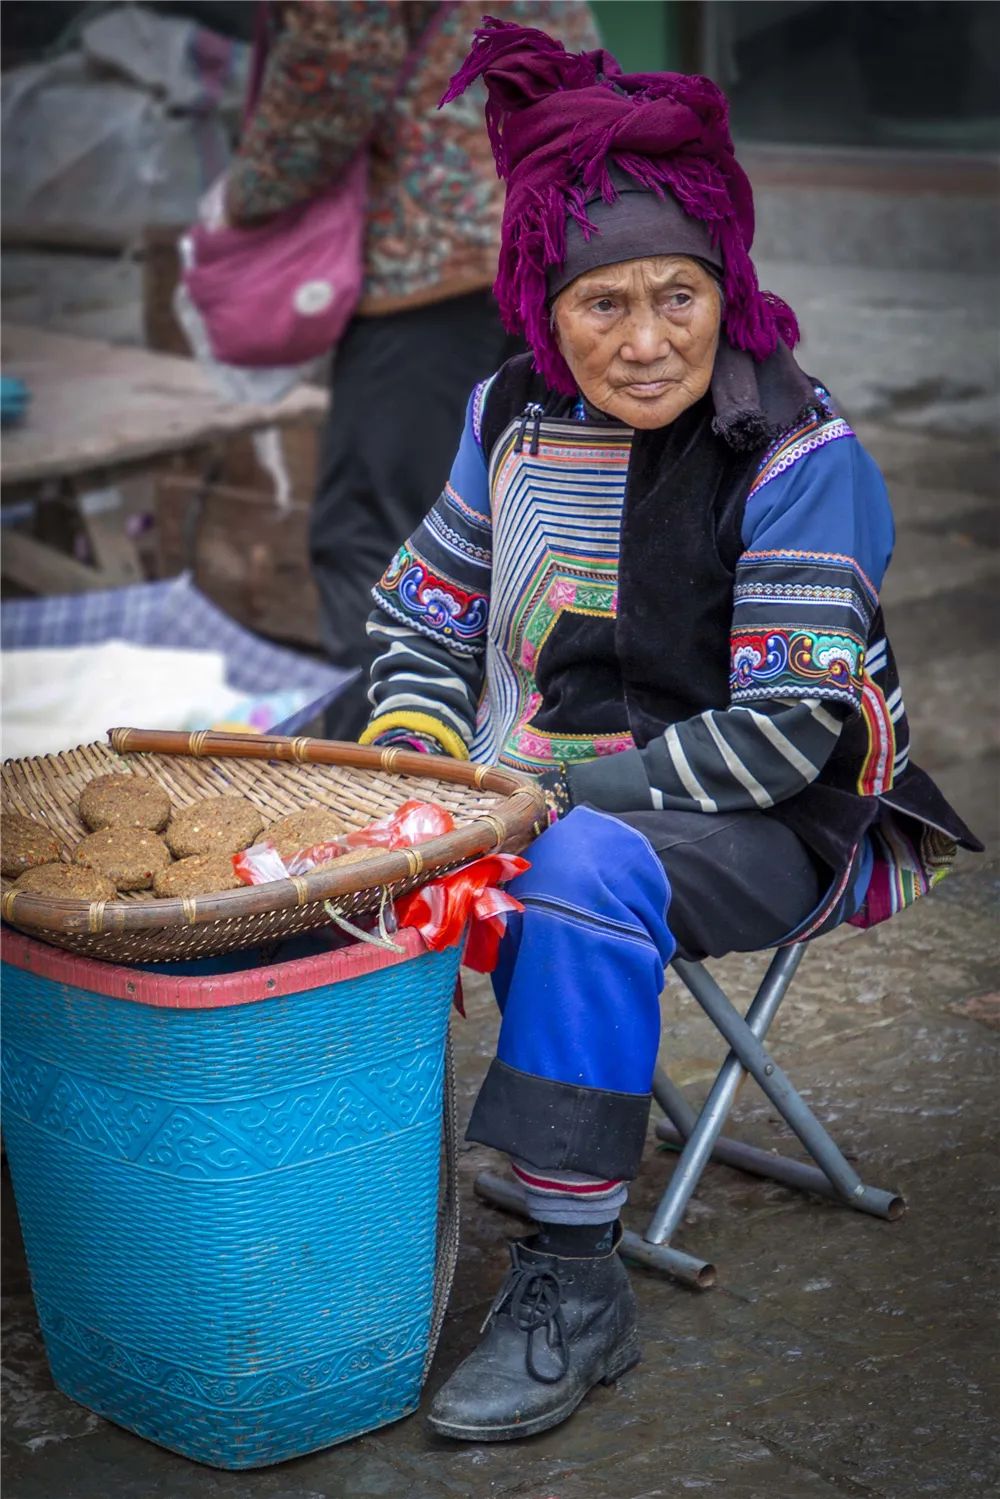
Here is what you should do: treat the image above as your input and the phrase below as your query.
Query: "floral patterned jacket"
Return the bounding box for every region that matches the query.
[225,1,601,315]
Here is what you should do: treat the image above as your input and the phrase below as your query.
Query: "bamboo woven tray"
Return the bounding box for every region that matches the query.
[1,728,546,963]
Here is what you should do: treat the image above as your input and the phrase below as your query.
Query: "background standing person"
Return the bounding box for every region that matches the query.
[224,0,601,740]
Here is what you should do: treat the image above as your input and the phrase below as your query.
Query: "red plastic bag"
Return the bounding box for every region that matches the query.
[286,800,457,874]
[395,852,529,975]
[233,800,456,885]
[232,842,290,885]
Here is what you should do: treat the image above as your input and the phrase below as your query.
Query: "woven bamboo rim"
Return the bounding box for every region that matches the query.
[1,728,547,963]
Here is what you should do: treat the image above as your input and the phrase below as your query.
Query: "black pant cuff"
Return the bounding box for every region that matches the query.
[466,1059,651,1181]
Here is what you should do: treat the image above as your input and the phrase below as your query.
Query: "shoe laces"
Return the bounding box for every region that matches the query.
[482,1251,569,1384]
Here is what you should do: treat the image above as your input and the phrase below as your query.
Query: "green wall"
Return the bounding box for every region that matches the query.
[589,1,682,73]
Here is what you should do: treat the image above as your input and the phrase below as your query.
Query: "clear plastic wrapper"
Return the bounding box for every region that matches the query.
[232,800,456,885]
[231,842,288,886]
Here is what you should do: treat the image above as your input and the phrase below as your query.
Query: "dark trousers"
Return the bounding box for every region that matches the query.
[310,290,520,741]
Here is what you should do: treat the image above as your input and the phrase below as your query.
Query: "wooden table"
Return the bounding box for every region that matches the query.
[1,324,329,594]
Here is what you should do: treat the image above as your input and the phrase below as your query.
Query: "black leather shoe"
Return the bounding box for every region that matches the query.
[427,1226,641,1442]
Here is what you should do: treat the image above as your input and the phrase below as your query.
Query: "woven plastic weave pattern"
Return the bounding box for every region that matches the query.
[1,943,460,1469]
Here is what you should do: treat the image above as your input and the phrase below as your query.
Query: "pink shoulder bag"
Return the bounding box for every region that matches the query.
[181,2,453,369]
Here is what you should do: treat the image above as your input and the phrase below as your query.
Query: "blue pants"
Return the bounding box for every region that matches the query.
[466,804,859,1182]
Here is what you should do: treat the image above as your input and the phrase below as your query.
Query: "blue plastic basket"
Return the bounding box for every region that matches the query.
[0,927,459,1468]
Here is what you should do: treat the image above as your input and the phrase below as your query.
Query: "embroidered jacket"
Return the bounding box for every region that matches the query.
[363,354,980,930]
[225,1,601,315]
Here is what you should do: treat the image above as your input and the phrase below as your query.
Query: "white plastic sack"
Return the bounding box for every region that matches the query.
[82,5,246,119]
[0,5,247,245]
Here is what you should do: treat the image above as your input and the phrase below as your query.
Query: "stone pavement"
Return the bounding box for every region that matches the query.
[3,390,998,1496]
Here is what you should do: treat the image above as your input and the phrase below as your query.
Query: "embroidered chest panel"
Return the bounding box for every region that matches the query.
[473,421,636,769]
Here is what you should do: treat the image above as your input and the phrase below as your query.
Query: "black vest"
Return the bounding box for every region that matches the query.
[482,355,979,870]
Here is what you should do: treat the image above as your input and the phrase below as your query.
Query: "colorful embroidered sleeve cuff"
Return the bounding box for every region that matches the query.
[730,551,877,711]
[373,540,489,655]
[358,712,470,761]
[369,729,443,755]
[370,392,492,654]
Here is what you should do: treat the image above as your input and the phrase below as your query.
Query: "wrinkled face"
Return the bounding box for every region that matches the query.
[552,255,722,429]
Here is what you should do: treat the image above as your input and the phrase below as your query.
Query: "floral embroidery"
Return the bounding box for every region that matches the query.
[376,543,487,648]
[730,627,864,705]
[518,575,618,670]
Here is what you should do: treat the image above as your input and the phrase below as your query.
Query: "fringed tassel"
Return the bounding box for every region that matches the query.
[445,27,800,381]
[440,17,579,178]
[440,17,561,106]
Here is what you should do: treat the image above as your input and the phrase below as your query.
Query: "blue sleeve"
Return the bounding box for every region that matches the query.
[371,380,493,656]
[362,380,496,755]
[730,414,895,714]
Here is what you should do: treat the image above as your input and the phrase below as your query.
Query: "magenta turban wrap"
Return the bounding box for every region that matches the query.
[441,17,800,397]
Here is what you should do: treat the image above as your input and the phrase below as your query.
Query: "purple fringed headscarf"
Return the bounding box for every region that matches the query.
[441,17,800,398]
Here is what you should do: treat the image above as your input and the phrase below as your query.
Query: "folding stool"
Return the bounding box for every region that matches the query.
[475,944,906,1288]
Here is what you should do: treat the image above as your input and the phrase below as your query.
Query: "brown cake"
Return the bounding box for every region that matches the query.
[153,854,243,899]
[265,807,350,859]
[329,847,384,868]
[14,862,117,901]
[309,846,386,875]
[165,796,265,859]
[1,812,63,877]
[73,828,171,891]
[79,773,171,833]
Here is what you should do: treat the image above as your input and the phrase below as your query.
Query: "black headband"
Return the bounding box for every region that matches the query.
[547,185,723,300]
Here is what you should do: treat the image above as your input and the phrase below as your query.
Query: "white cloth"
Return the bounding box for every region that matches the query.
[1,641,249,761]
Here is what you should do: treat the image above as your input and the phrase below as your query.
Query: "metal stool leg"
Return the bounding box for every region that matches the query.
[644,947,804,1248]
[673,956,904,1220]
[478,947,904,1294]
[473,1169,717,1289]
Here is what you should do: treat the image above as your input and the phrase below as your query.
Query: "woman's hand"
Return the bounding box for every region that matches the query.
[535,763,573,824]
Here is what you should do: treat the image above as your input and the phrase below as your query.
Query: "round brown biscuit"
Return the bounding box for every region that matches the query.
[14,862,118,901]
[79,773,171,832]
[312,846,386,873]
[1,812,63,877]
[74,827,171,891]
[331,847,384,867]
[153,854,242,899]
[166,796,265,858]
[266,807,349,859]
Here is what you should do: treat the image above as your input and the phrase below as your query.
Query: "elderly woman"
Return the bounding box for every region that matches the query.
[358,21,979,1441]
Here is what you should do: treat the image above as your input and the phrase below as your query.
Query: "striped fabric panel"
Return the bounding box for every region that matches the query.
[849,815,957,929]
[366,615,483,747]
[511,1160,628,1225]
[863,639,910,789]
[642,699,845,814]
[733,551,880,632]
[476,419,632,766]
[734,549,880,617]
